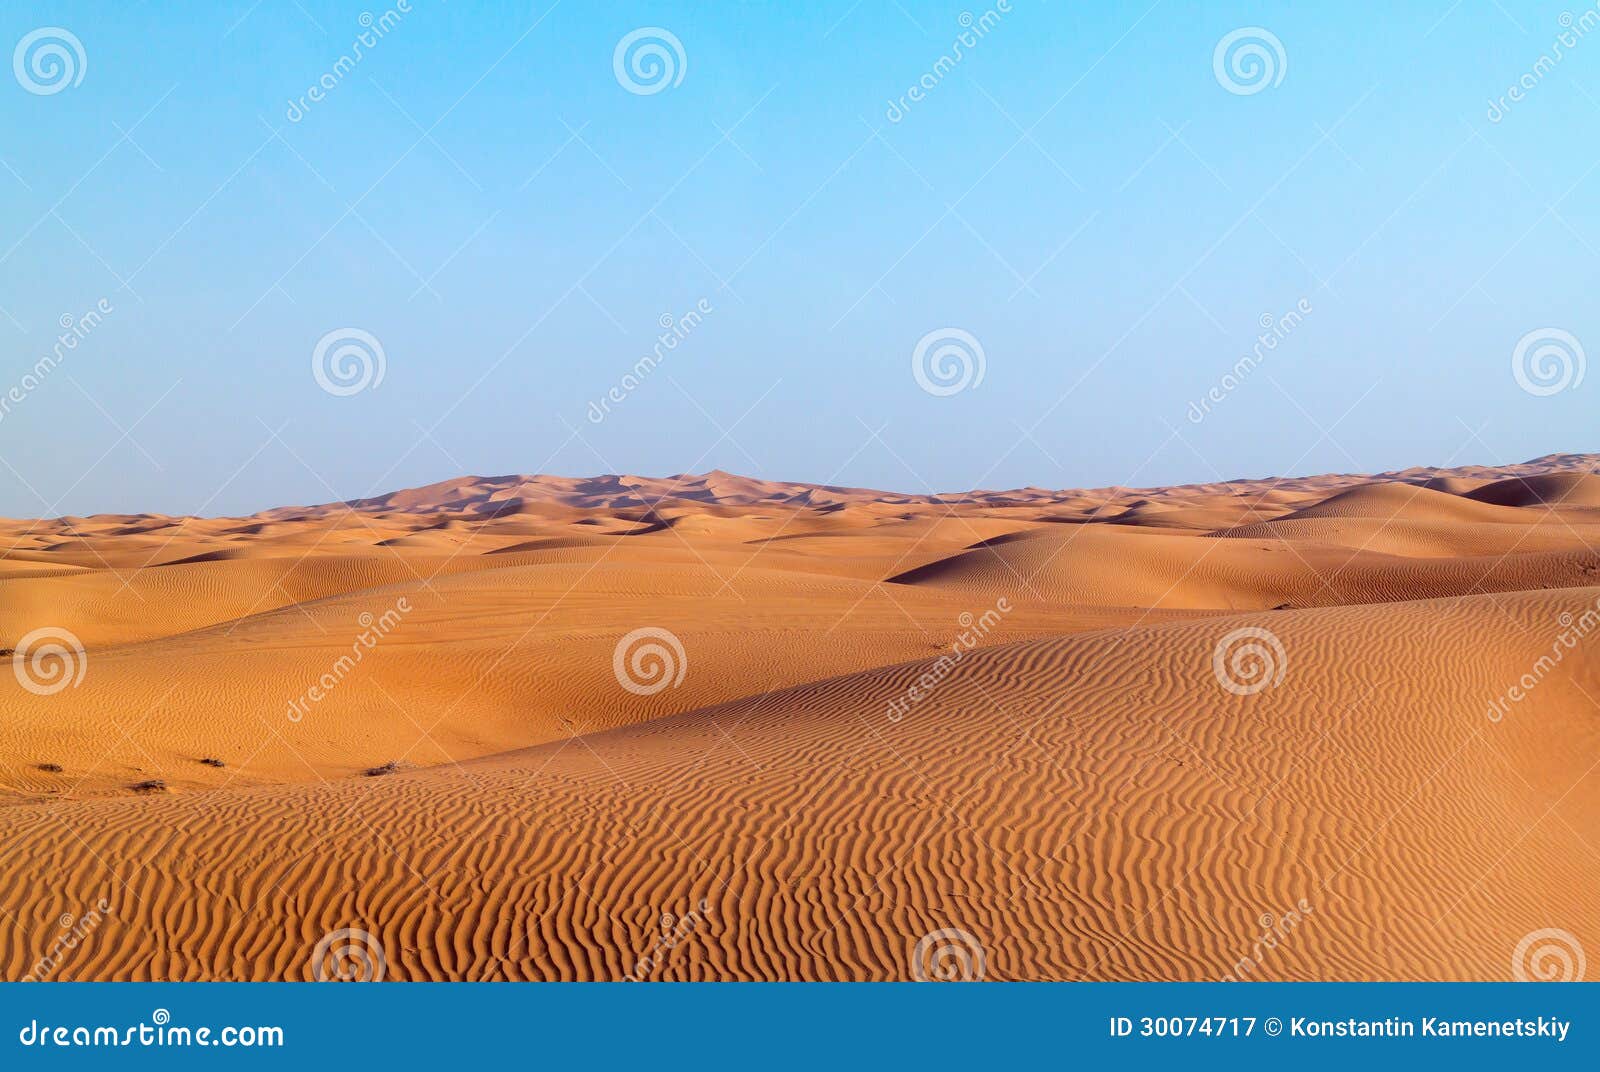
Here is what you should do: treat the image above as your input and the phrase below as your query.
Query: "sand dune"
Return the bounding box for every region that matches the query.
[1273,481,1529,523]
[1,453,1596,980]
[1466,471,1600,508]
[889,523,1600,609]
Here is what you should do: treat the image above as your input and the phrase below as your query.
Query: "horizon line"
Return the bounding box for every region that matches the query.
[8,449,1593,524]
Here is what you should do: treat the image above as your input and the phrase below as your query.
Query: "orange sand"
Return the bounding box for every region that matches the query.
[1,454,1596,980]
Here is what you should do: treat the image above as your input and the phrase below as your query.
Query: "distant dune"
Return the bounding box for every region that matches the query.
[1,453,1596,980]
[1465,471,1600,508]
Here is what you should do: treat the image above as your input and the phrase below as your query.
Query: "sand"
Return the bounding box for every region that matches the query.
[1,453,1596,980]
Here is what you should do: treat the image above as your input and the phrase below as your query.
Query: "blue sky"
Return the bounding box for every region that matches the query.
[0,0,1594,516]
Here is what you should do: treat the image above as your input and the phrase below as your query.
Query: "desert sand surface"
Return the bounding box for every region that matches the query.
[1,453,1597,980]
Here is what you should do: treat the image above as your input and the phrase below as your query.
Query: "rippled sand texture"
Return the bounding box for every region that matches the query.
[1,455,1598,980]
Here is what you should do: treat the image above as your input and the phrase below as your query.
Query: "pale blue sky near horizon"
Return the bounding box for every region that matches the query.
[0,0,1595,517]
